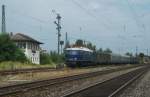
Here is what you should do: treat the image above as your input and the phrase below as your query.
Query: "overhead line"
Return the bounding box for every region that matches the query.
[70,0,111,30]
[7,8,53,32]
[125,0,145,34]
[9,8,49,24]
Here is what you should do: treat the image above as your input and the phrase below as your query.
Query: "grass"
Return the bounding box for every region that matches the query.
[0,61,57,70]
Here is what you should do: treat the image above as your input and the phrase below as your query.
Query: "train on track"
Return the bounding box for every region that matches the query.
[64,47,138,67]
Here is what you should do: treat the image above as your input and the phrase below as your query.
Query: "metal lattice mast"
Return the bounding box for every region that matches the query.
[54,14,61,55]
[65,32,68,46]
[1,5,6,33]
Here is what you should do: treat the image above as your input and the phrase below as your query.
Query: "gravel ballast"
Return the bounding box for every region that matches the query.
[0,65,133,87]
[119,68,150,97]
[1,66,144,97]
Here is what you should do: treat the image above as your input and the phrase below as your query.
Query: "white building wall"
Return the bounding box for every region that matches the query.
[13,34,42,65]
[25,49,40,64]
[23,42,40,64]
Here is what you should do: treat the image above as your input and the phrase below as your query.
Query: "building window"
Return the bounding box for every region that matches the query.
[17,42,26,49]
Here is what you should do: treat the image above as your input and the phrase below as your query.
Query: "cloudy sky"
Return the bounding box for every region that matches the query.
[0,0,150,55]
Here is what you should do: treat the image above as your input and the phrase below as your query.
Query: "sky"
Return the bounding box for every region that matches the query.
[0,0,150,55]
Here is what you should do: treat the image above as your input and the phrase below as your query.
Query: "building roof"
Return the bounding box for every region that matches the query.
[65,47,93,52]
[11,33,43,44]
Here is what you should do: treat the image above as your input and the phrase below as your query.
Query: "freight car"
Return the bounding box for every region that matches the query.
[65,47,138,67]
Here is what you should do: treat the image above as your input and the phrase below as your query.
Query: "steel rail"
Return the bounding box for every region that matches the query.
[108,66,147,97]
[0,67,58,75]
[64,66,149,97]
[0,65,144,96]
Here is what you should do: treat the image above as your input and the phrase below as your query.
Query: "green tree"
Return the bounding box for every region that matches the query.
[138,53,144,63]
[86,42,92,49]
[75,39,84,46]
[92,45,96,51]
[125,52,133,57]
[97,48,103,53]
[40,53,52,65]
[86,42,96,51]
[0,33,27,62]
[139,53,144,58]
[50,51,64,63]
[103,48,112,54]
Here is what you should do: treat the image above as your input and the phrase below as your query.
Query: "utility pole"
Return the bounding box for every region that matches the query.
[1,4,6,33]
[54,13,61,55]
[83,40,86,46]
[147,49,149,56]
[65,32,68,45]
[65,32,68,48]
[60,40,64,54]
[65,32,70,48]
[136,46,138,57]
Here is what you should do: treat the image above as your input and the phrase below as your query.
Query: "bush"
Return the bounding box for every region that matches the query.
[0,33,27,62]
[40,51,65,65]
[40,53,53,65]
[50,51,65,63]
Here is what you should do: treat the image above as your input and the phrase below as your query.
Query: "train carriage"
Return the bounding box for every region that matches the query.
[95,53,111,64]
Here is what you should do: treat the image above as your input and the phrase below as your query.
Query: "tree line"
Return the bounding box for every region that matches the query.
[0,34,146,65]
[67,39,113,54]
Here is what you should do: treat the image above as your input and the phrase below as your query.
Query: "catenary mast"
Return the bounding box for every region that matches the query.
[1,5,6,33]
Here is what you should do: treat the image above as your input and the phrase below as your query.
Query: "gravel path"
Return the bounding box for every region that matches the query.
[118,68,150,97]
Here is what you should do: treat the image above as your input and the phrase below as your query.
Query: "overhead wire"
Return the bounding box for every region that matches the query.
[5,8,57,48]
[7,8,53,33]
[69,0,112,31]
[125,0,149,54]
[125,0,145,34]
[9,8,49,24]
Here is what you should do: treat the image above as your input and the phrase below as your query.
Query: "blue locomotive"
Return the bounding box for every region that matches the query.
[64,47,138,67]
[65,47,94,67]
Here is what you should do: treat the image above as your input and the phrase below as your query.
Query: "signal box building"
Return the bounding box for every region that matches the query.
[11,33,43,64]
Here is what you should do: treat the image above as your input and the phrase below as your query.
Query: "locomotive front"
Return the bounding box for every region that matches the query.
[64,47,94,67]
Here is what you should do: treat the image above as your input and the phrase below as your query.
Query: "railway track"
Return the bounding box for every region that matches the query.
[0,65,119,75]
[64,66,149,97]
[0,65,143,76]
[0,65,145,97]
[0,67,58,75]
[0,66,122,76]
